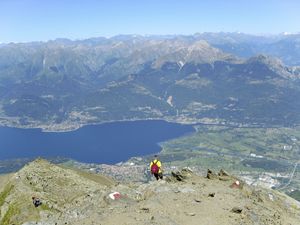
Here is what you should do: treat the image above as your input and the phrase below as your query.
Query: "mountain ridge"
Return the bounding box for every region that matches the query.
[1,35,300,131]
[0,159,299,225]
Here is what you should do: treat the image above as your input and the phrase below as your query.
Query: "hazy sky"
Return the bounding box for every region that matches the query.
[1,0,300,43]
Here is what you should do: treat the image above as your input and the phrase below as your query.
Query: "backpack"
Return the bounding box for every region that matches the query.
[151,161,159,174]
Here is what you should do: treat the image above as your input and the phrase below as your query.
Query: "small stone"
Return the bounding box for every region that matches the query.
[208,193,215,197]
[231,207,243,214]
[245,205,251,210]
[141,207,150,213]
[185,212,196,216]
[194,199,201,203]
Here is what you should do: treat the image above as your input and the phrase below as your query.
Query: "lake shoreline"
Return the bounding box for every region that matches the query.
[0,117,200,133]
[0,115,285,133]
[0,120,195,164]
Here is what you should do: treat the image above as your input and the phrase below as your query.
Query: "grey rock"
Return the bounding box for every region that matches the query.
[208,193,215,197]
[218,169,229,177]
[231,207,243,214]
[206,169,218,180]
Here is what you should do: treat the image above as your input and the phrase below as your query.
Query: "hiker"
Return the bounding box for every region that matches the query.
[150,155,163,180]
[32,196,42,207]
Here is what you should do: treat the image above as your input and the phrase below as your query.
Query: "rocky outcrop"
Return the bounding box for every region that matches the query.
[166,167,194,182]
[207,168,235,182]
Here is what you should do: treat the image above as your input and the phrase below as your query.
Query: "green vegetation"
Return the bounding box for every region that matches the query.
[288,190,300,202]
[0,184,14,210]
[161,125,300,169]
[160,125,300,200]
[1,204,20,225]
[39,203,51,211]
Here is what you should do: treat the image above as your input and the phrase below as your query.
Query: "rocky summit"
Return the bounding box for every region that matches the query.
[0,159,300,225]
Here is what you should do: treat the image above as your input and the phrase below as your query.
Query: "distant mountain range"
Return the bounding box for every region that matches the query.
[194,32,300,66]
[0,33,300,130]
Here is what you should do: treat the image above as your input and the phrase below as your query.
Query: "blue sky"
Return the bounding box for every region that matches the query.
[0,0,300,43]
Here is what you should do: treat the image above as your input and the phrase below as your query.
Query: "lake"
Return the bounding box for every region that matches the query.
[0,120,194,164]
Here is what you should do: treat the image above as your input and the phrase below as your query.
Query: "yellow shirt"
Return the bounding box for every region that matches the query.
[150,159,162,173]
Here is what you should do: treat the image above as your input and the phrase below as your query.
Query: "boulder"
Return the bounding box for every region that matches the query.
[218,169,229,177]
[167,169,192,182]
[206,169,218,180]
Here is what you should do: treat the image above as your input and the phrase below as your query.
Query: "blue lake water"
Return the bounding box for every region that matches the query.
[0,120,194,164]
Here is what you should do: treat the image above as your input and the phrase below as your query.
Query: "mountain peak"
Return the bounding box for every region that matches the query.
[247,54,281,64]
[152,40,235,68]
[0,159,299,224]
[246,54,297,79]
[0,35,300,129]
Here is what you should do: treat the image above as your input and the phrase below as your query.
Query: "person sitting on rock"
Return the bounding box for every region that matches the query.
[150,155,163,180]
[32,196,42,207]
